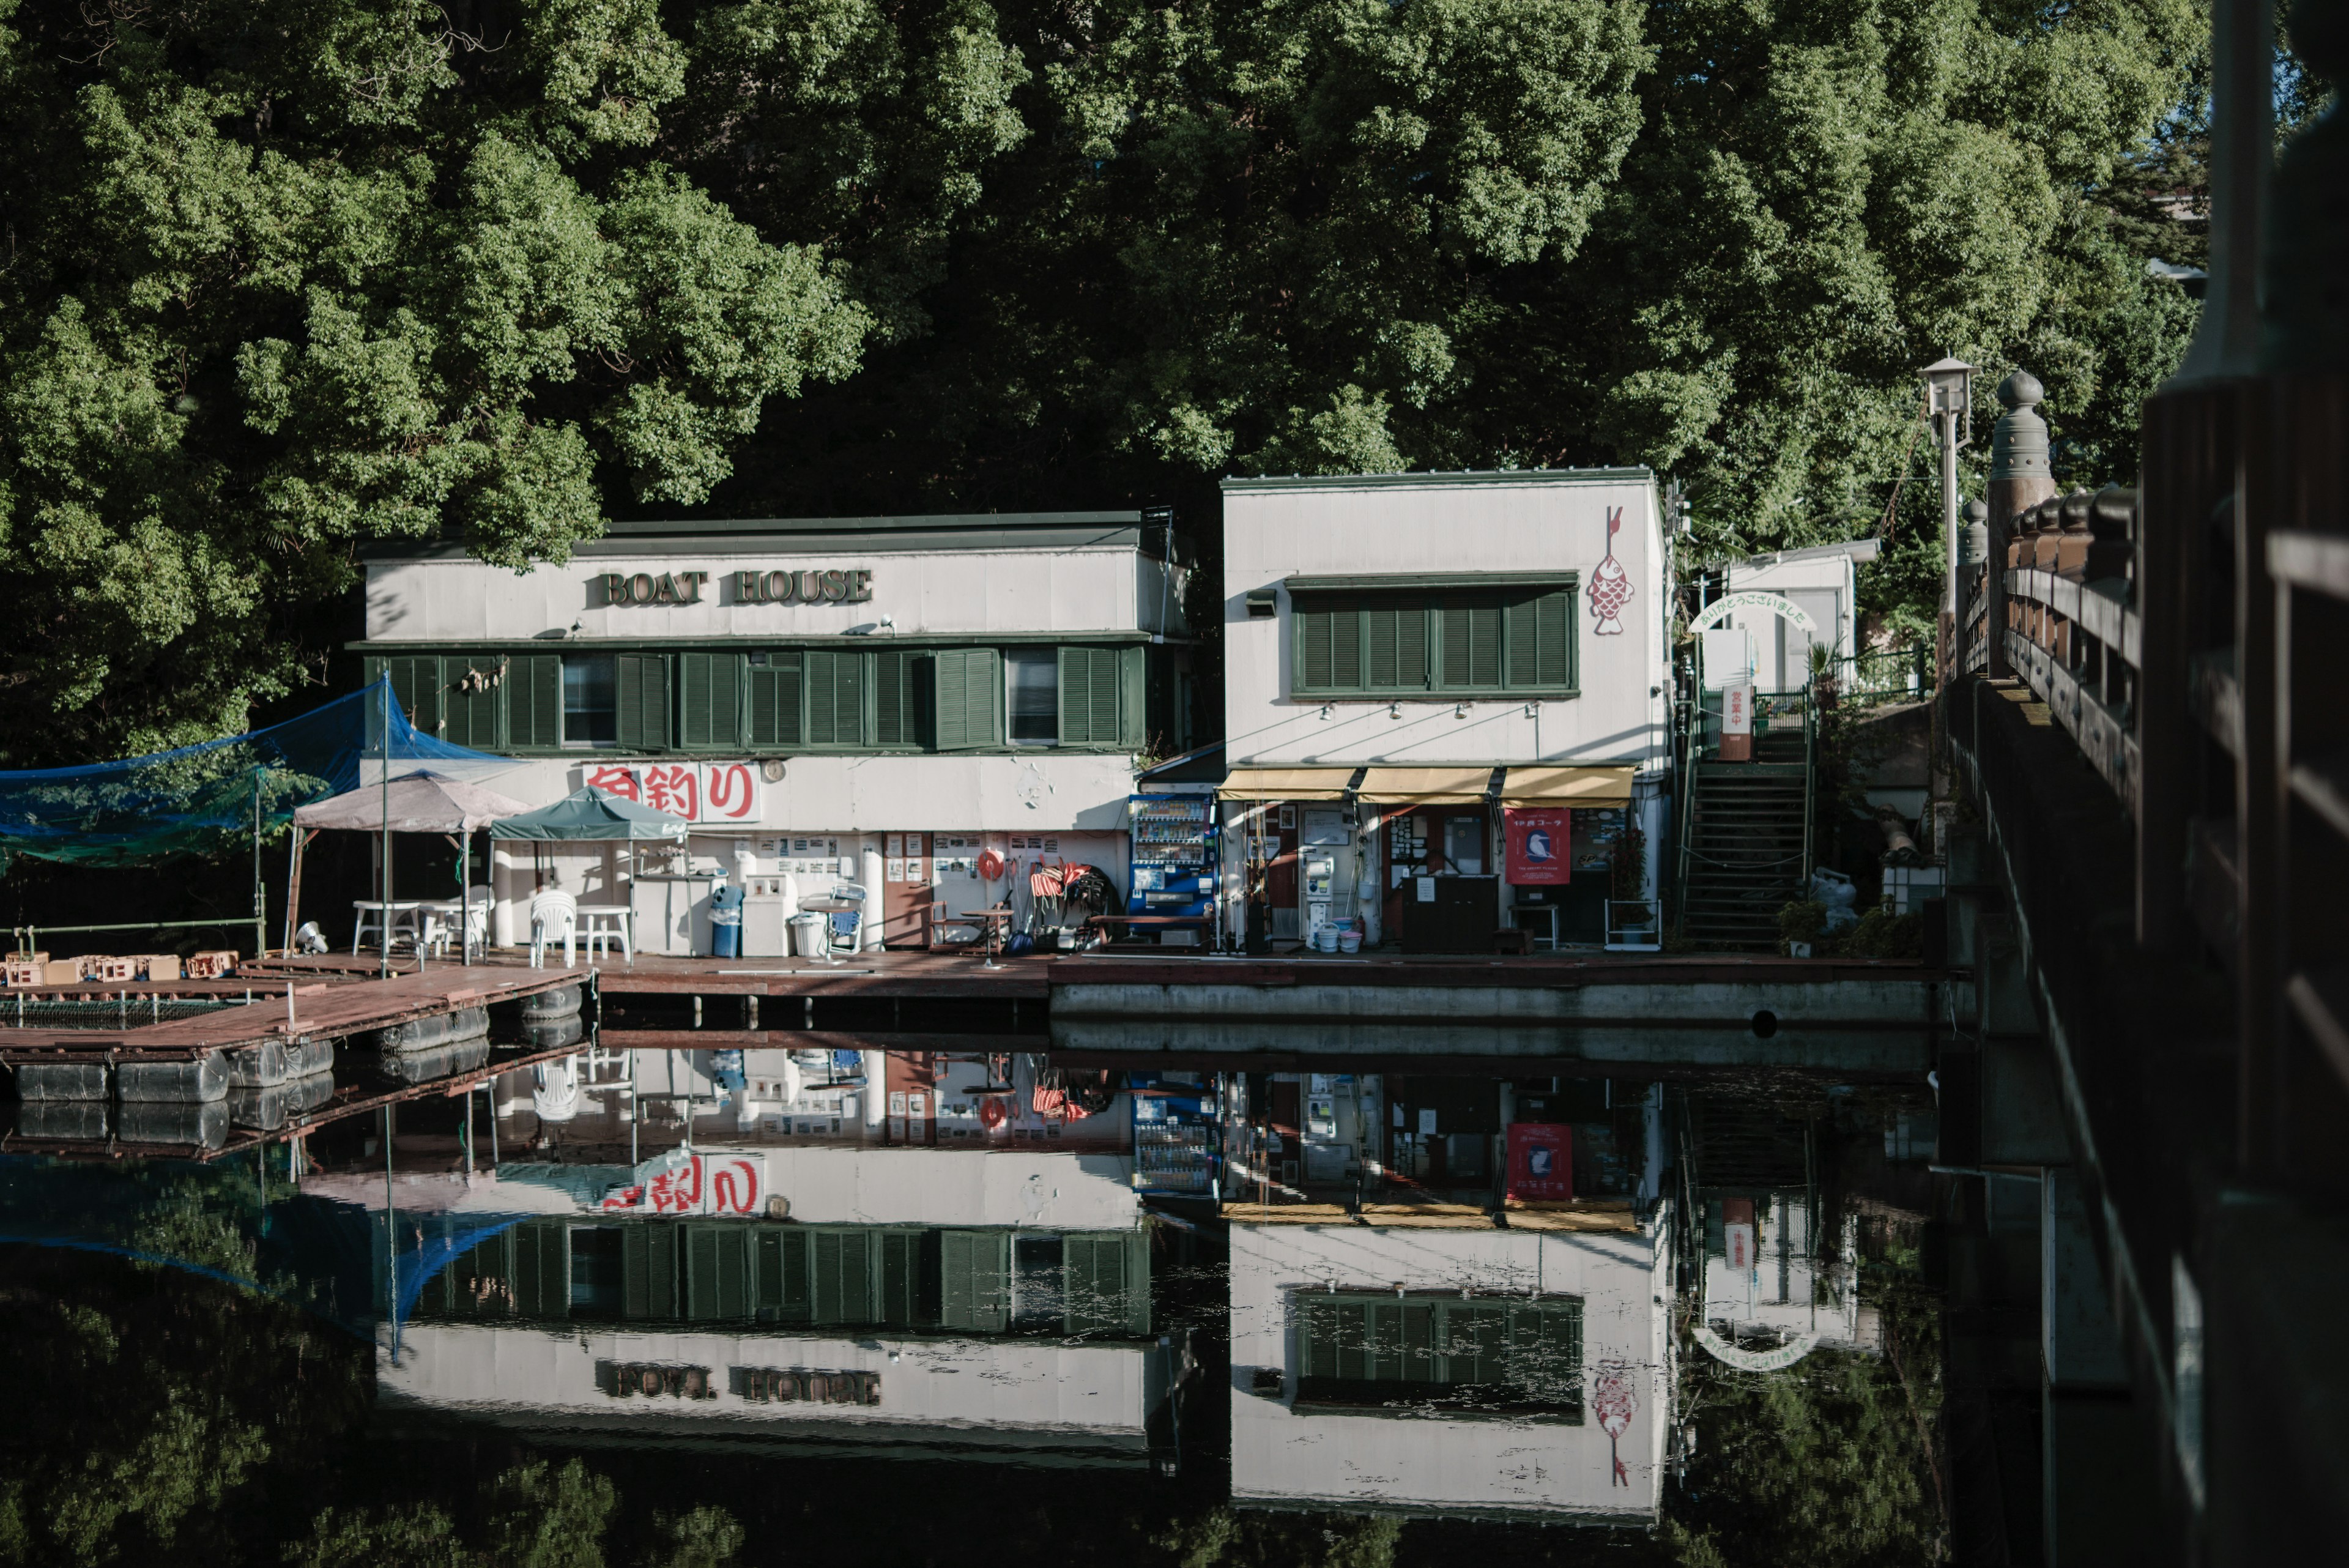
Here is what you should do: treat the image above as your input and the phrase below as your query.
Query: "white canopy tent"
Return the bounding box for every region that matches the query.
[287,770,532,965]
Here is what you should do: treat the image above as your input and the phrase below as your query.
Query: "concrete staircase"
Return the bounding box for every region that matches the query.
[1680,725,1808,951]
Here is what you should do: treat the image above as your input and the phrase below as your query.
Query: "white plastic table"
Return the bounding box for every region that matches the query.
[351,899,436,953]
[577,904,635,962]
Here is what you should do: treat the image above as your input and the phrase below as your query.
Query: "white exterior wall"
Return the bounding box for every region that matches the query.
[380,1323,1156,1446]
[1228,1219,1671,1519]
[366,546,1173,643]
[1221,475,1671,767]
[1724,548,1865,694]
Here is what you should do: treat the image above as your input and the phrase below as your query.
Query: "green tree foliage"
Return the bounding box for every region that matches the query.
[0,0,2214,757]
[0,0,869,760]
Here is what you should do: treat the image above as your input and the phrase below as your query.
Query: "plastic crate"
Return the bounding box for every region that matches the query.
[3,960,42,987]
[90,957,138,983]
[138,954,182,981]
[185,951,239,979]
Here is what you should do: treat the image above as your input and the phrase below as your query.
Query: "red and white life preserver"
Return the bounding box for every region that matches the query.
[977,848,1007,881]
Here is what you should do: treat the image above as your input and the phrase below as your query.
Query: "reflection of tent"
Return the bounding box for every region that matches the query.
[489,788,690,842]
[288,771,530,964]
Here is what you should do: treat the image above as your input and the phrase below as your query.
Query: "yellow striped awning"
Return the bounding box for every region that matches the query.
[1215,767,1359,801]
[1356,767,1497,806]
[1501,765,1637,807]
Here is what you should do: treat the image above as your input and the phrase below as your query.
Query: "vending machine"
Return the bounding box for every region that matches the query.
[1126,793,1219,941]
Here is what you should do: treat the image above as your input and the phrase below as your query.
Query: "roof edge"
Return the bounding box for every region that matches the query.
[1222,468,1652,494]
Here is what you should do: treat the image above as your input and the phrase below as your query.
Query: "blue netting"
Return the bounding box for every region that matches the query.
[0,678,500,869]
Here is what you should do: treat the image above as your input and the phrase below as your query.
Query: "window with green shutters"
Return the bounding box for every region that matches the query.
[443,656,505,750]
[1293,1293,1583,1416]
[812,1228,878,1324]
[748,652,802,749]
[684,1224,753,1320]
[932,649,1001,750]
[873,650,930,748]
[369,655,443,737]
[1056,648,1124,746]
[510,655,563,749]
[1291,584,1578,699]
[678,651,744,749]
[615,653,672,751]
[622,1224,680,1319]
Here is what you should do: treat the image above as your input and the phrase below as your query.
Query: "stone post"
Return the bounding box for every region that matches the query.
[1985,372,2057,678]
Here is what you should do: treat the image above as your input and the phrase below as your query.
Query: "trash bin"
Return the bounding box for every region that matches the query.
[710,880,744,959]
[789,912,828,958]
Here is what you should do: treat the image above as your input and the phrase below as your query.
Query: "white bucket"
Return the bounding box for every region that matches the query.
[1315,926,1340,953]
[1337,929,1362,954]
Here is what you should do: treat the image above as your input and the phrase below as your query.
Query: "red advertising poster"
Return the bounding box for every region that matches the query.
[1505,1122,1574,1203]
[1504,807,1573,885]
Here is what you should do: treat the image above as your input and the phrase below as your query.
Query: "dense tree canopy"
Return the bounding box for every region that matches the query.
[0,0,2219,757]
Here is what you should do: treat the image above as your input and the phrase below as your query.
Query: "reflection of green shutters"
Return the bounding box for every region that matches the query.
[812,1229,877,1325]
[748,653,802,748]
[804,652,864,746]
[932,650,1000,750]
[616,654,671,751]
[622,1224,678,1319]
[879,1230,922,1325]
[683,1224,752,1320]
[511,1222,569,1319]
[679,653,744,749]
[1062,1231,1149,1336]
[1057,648,1123,746]
[940,1230,1010,1331]
[511,655,563,749]
[1295,1293,1583,1415]
[874,652,929,748]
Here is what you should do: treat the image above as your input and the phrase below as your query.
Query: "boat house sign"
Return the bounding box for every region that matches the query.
[599,569,875,606]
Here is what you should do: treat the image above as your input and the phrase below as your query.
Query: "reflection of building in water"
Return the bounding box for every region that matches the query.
[1224,1071,1672,1521]
[1699,1191,1869,1350]
[1227,1215,1672,1520]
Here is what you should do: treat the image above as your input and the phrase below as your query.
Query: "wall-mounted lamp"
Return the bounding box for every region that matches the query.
[1389,702,1401,720]
[1523,701,1539,719]
[1455,702,1469,719]
[1319,704,1332,721]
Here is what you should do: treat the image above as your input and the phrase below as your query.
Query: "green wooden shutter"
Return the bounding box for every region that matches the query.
[683,1224,751,1320]
[1439,601,1504,689]
[1439,1302,1509,1385]
[622,1224,680,1319]
[749,653,802,748]
[442,656,503,751]
[804,652,865,746]
[679,652,744,749]
[371,655,443,737]
[1507,1299,1584,1414]
[510,655,562,748]
[932,649,1000,750]
[1504,589,1576,691]
[1057,648,1123,746]
[812,1230,878,1324]
[939,1230,1010,1331]
[874,651,929,747]
[773,1228,812,1321]
[1294,598,1365,693]
[615,654,671,751]
[1364,604,1430,691]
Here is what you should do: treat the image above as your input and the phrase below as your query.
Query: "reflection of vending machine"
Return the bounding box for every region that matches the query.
[1126,795,1218,941]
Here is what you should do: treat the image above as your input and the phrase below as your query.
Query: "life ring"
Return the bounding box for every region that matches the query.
[979,1095,1009,1129]
[977,848,1007,880]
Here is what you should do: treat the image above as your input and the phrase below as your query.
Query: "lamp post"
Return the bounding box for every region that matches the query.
[1923,357,1975,680]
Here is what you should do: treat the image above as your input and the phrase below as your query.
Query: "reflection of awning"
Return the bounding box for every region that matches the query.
[1501,765,1638,807]
[1357,767,1497,805]
[1215,767,1359,801]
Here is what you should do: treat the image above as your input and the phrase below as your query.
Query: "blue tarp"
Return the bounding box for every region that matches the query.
[0,677,503,867]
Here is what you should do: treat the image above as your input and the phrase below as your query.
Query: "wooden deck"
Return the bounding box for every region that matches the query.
[0,964,590,1063]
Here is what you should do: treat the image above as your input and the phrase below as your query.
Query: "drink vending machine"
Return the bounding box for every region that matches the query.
[1125,793,1219,943]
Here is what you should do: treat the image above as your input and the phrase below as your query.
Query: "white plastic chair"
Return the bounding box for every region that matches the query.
[827,883,869,956]
[529,888,579,968]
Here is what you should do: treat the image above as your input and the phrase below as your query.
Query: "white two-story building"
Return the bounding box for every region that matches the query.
[357,511,1193,951]
[1216,471,1671,952]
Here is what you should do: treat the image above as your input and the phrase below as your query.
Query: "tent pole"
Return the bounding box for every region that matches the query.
[461,831,472,966]
[253,770,267,960]
[284,829,307,955]
[381,682,393,981]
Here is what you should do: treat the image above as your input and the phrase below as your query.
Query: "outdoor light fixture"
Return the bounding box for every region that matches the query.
[1389,702,1401,719]
[1319,704,1332,721]
[1923,355,1977,654]
[1455,702,1468,719]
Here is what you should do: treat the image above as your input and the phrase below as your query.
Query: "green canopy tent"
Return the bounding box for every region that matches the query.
[487,789,691,844]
